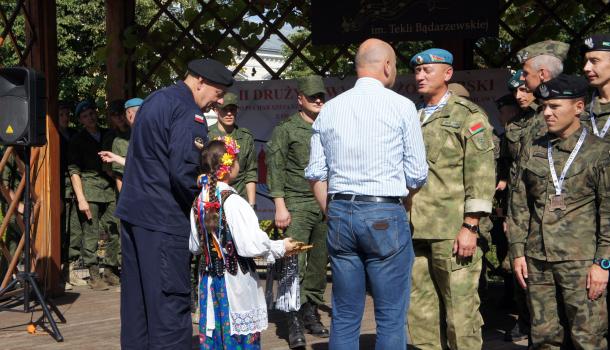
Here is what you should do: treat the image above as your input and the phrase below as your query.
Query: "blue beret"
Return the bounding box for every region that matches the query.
[507,70,524,91]
[75,100,96,117]
[187,58,234,87]
[410,48,453,67]
[124,98,144,109]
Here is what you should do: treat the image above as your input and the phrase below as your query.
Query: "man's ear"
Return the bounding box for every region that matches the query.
[444,66,454,83]
[574,99,585,114]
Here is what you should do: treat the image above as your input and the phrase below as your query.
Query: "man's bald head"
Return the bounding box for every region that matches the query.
[355,39,397,88]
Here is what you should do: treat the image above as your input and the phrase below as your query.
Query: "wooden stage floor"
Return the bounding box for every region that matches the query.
[0,282,528,349]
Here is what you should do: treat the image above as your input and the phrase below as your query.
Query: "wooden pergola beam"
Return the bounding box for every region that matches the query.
[105,0,136,101]
[24,0,60,294]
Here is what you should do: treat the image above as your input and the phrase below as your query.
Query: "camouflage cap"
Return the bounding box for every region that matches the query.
[581,33,610,54]
[448,83,470,98]
[516,40,570,64]
[297,75,325,96]
[218,92,238,108]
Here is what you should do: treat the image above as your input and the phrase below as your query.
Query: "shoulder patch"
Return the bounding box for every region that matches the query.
[194,113,205,124]
[453,96,480,113]
[468,122,485,136]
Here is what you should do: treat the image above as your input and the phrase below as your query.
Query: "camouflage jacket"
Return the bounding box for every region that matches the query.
[67,128,115,203]
[581,94,610,140]
[411,94,496,240]
[508,125,610,261]
[266,112,315,203]
[502,102,539,183]
[208,123,257,199]
[111,129,130,176]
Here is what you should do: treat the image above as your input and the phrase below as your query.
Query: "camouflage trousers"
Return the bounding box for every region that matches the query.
[526,258,607,350]
[408,239,484,350]
[69,200,120,268]
[284,199,328,306]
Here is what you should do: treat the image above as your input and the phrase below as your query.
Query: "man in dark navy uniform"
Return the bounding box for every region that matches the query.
[116,58,233,349]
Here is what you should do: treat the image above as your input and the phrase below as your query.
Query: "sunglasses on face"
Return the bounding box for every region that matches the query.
[305,93,325,102]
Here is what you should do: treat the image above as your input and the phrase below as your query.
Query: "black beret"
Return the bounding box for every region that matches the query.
[581,33,610,54]
[187,58,234,87]
[534,74,589,100]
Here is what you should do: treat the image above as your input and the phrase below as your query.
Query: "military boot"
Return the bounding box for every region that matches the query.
[103,266,121,286]
[68,261,88,286]
[300,301,330,338]
[287,311,306,348]
[88,265,109,291]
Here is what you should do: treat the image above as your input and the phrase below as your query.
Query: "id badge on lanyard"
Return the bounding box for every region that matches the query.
[546,128,588,211]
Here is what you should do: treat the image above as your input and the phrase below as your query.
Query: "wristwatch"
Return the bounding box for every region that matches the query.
[593,258,610,270]
[461,222,479,234]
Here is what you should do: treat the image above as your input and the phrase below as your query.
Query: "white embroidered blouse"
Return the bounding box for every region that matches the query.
[190,182,285,336]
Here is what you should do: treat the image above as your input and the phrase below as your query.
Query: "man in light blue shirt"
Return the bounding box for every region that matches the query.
[305,38,428,350]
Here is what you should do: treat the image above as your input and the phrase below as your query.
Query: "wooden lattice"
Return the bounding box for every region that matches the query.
[0,0,36,67]
[131,0,610,91]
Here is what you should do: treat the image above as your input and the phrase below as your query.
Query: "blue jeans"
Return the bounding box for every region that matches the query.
[327,199,414,350]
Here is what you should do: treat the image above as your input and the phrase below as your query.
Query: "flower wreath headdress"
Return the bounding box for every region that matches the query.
[216,135,240,180]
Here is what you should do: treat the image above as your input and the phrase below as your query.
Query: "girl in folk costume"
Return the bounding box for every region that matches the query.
[191,137,297,349]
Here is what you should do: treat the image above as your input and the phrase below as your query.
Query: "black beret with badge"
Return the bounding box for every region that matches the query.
[187,58,234,87]
[534,74,589,100]
[581,33,610,54]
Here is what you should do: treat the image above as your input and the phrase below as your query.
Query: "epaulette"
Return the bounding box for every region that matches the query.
[237,126,253,136]
[453,95,481,114]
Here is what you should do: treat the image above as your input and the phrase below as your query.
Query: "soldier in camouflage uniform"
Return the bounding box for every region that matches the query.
[68,100,118,290]
[514,41,570,157]
[581,34,610,140]
[267,75,329,348]
[508,74,609,350]
[407,49,496,350]
[209,92,257,205]
[500,71,537,342]
[58,102,84,288]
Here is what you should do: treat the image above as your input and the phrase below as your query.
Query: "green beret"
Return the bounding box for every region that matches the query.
[534,74,588,100]
[581,33,610,54]
[516,40,569,63]
[297,75,325,96]
[218,92,238,108]
[507,70,524,91]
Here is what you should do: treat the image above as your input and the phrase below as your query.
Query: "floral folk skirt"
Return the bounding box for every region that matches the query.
[198,274,261,350]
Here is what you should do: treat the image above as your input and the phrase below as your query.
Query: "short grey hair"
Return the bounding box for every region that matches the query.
[529,55,563,78]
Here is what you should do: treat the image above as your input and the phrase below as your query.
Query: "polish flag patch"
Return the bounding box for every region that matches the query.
[468,122,484,135]
[194,114,205,124]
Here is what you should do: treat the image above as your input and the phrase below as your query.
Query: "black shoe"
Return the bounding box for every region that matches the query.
[300,302,330,338]
[504,323,529,342]
[288,311,306,348]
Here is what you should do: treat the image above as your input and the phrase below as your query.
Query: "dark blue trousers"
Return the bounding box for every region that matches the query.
[120,222,192,350]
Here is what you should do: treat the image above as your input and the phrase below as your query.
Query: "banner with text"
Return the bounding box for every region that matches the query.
[311,0,499,44]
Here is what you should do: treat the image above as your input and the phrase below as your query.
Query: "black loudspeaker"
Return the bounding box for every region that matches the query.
[0,67,46,146]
